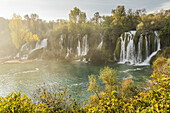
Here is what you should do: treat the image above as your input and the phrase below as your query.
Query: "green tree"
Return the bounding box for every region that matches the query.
[69,7,86,24]
[9,14,39,49]
[99,66,116,93]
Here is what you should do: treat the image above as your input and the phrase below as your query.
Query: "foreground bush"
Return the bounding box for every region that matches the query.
[84,57,170,112]
[0,92,35,112]
[0,57,169,112]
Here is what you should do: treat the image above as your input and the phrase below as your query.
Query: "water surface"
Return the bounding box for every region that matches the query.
[0,60,152,99]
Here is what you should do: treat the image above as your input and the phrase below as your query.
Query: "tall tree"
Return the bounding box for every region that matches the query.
[69,7,86,24]
[9,14,39,49]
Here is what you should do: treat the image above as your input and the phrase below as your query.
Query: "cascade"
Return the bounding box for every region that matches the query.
[15,53,20,58]
[59,35,63,56]
[75,35,89,62]
[141,31,161,65]
[119,34,126,63]
[15,43,29,59]
[21,43,29,52]
[126,33,135,64]
[97,34,103,50]
[119,31,136,64]
[77,39,81,56]
[15,39,48,59]
[65,35,73,58]
[136,35,143,63]
[30,39,48,54]
[81,35,88,56]
[145,36,148,58]
[154,31,161,51]
[66,35,88,58]
[65,48,72,58]
[118,31,161,65]
[15,43,31,59]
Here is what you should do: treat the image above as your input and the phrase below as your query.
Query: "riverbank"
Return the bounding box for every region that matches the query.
[3,59,33,64]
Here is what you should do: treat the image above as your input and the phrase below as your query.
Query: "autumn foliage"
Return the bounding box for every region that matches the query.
[9,14,39,49]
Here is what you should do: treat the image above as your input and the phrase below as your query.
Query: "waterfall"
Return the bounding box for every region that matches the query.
[119,31,136,64]
[65,48,72,58]
[141,31,161,65]
[21,43,29,52]
[119,34,126,63]
[81,35,88,56]
[59,35,63,56]
[145,36,148,58]
[30,39,48,54]
[126,33,135,64]
[75,35,89,62]
[16,43,29,59]
[118,31,161,65]
[15,53,20,58]
[14,39,48,59]
[136,35,143,64]
[154,31,161,51]
[97,34,103,50]
[77,39,81,56]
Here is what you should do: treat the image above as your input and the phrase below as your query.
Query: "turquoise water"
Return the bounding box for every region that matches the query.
[0,60,152,99]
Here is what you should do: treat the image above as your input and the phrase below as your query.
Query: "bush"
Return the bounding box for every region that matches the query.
[84,58,170,112]
[0,92,35,112]
[33,83,77,112]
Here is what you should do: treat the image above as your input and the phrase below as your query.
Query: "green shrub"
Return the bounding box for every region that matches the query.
[0,92,35,113]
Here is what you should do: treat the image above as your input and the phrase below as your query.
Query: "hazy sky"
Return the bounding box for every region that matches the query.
[0,0,170,21]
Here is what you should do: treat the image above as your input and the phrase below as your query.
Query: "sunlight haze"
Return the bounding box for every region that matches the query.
[0,0,170,21]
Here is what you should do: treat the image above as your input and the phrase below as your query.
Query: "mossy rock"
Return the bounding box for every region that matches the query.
[150,47,170,64]
[89,50,112,65]
[28,48,44,59]
[142,35,146,60]
[133,31,140,52]
[115,38,121,60]
[125,34,128,52]
[149,33,156,53]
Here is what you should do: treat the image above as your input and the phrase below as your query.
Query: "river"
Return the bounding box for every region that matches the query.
[0,60,152,100]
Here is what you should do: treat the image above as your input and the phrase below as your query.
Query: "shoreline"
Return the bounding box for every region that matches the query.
[3,59,33,64]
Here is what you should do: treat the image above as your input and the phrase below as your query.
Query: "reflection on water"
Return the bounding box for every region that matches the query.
[0,60,152,99]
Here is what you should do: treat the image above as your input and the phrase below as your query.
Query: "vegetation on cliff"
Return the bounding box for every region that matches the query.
[0,6,169,63]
